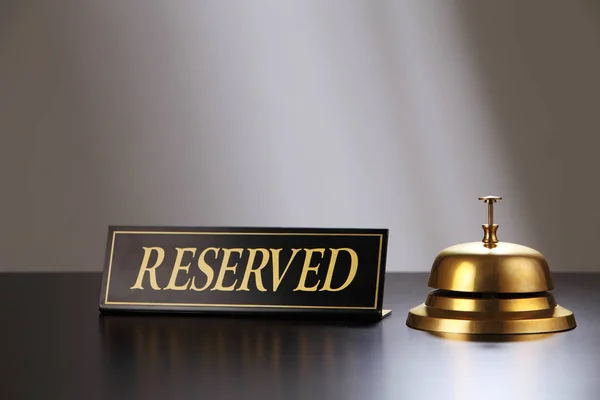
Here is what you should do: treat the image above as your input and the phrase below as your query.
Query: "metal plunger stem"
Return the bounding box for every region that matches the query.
[478,195,502,245]
[479,195,502,225]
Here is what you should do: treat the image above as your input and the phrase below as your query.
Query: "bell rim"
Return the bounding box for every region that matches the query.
[406,302,576,335]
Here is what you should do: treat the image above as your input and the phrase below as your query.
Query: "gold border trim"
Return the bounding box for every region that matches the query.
[104,231,384,310]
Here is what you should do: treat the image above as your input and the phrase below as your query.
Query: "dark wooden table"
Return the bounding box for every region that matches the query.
[1,272,598,400]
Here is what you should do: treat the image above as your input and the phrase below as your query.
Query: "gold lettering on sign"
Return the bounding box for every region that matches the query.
[211,248,243,291]
[190,247,218,291]
[238,248,270,292]
[130,247,165,290]
[270,248,302,292]
[164,247,196,290]
[127,245,361,293]
[294,248,325,292]
[320,248,359,291]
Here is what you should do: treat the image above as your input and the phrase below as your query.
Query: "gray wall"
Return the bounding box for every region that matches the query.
[1,0,600,272]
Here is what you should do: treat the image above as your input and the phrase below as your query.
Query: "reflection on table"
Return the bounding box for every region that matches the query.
[100,315,384,398]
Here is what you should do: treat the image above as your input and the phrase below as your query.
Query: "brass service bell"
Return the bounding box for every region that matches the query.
[406,196,576,335]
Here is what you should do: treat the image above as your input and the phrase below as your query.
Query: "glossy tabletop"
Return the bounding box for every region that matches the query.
[0,272,598,400]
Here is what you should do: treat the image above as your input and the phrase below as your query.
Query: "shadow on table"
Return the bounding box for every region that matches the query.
[426,332,559,343]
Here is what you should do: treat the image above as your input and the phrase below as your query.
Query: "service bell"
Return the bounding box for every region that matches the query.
[406,196,576,335]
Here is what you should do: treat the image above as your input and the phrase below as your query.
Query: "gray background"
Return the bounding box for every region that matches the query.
[1,0,600,272]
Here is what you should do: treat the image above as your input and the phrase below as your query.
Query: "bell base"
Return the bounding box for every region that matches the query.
[406,303,576,335]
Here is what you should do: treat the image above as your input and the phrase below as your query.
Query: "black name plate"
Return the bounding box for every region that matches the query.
[99,226,390,320]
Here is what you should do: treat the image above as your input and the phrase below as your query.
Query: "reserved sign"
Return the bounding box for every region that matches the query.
[99,226,390,320]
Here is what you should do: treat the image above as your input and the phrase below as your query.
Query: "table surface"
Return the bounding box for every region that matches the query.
[1,272,598,400]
